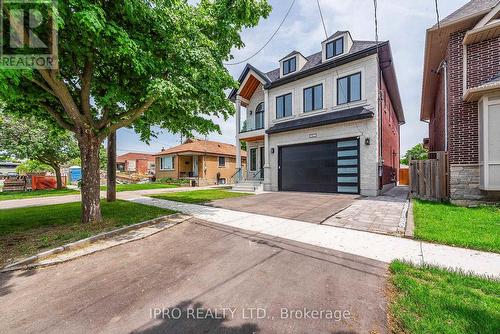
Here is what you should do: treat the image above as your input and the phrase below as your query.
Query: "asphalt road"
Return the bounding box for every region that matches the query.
[0,219,389,334]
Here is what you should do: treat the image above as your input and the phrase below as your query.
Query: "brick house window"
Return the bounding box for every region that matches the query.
[218,156,226,167]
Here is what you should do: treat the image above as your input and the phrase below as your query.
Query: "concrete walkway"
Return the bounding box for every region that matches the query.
[0,186,218,210]
[130,196,500,278]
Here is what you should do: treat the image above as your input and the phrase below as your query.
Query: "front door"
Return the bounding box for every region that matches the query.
[192,156,198,177]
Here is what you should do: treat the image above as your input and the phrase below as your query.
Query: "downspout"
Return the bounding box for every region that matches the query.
[437,59,449,152]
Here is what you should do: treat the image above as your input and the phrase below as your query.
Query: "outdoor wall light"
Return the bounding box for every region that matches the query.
[365,138,370,145]
[271,148,275,154]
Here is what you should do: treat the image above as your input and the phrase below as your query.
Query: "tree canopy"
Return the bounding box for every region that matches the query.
[401,144,429,166]
[0,0,271,223]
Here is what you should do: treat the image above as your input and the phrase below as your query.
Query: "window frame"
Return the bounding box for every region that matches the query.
[276,93,293,119]
[326,37,344,59]
[218,156,226,168]
[282,57,296,75]
[160,155,175,171]
[303,83,323,112]
[255,102,265,130]
[249,148,257,171]
[337,72,362,105]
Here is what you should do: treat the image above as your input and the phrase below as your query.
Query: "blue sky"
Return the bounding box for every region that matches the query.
[116,0,468,156]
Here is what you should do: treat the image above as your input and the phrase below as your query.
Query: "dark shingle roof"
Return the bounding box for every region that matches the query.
[266,107,374,135]
[438,0,499,26]
[264,40,378,83]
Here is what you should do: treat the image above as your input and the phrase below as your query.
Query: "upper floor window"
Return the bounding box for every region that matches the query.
[218,156,226,167]
[255,102,264,129]
[160,155,174,170]
[303,84,323,112]
[276,93,292,119]
[282,57,296,75]
[326,37,344,59]
[337,72,361,105]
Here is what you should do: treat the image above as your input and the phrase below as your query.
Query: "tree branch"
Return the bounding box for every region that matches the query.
[26,77,57,97]
[99,97,156,141]
[80,53,94,123]
[42,103,76,132]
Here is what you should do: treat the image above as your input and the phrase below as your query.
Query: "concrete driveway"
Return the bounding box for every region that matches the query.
[0,219,388,334]
[208,192,360,223]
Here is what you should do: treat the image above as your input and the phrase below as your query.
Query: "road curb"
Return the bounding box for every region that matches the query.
[404,200,415,238]
[1,213,190,272]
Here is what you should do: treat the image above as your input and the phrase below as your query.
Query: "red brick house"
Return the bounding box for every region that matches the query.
[116,153,155,175]
[421,0,500,203]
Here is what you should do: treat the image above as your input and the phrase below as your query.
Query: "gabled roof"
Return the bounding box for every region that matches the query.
[438,0,499,26]
[228,64,271,101]
[279,50,305,61]
[154,139,247,158]
[322,30,350,43]
[117,153,155,163]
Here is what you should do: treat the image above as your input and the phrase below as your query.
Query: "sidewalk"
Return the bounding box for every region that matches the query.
[0,186,218,210]
[130,196,500,278]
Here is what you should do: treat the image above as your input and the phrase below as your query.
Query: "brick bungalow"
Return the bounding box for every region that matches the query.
[154,138,246,186]
[116,153,155,175]
[421,0,500,203]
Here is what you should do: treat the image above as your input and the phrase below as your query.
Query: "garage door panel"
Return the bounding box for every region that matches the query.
[279,139,359,194]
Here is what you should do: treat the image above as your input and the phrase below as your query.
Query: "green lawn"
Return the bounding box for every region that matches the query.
[413,199,500,253]
[389,261,500,334]
[0,200,174,265]
[100,183,179,192]
[150,189,252,204]
[0,188,79,201]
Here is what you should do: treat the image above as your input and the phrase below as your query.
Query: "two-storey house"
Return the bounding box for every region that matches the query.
[229,31,405,196]
[421,0,500,204]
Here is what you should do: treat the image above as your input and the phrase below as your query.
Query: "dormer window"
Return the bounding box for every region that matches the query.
[283,57,296,75]
[326,37,344,59]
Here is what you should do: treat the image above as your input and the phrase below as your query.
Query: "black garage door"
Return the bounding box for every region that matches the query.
[278,138,360,194]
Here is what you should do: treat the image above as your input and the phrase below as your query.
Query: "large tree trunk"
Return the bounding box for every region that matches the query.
[52,164,63,189]
[106,132,117,202]
[78,133,103,224]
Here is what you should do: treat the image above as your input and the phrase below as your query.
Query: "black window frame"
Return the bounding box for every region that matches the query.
[249,148,257,171]
[282,57,296,75]
[276,93,293,119]
[326,37,344,59]
[337,72,362,105]
[255,102,264,130]
[303,84,323,112]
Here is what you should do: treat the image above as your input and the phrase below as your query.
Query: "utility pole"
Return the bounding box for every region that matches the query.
[106,132,117,202]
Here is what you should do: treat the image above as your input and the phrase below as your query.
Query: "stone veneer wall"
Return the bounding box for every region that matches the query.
[449,165,481,204]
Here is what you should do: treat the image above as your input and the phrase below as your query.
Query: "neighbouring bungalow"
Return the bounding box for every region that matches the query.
[116,153,156,175]
[154,138,247,186]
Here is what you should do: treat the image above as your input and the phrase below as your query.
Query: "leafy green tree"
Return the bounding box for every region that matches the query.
[16,160,54,175]
[0,0,271,223]
[401,144,429,165]
[0,113,80,188]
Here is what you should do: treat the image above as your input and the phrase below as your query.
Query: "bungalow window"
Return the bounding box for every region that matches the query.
[160,155,174,170]
[326,37,344,59]
[337,72,361,105]
[276,93,292,119]
[282,57,296,75]
[303,84,323,112]
[255,102,264,129]
[218,156,226,167]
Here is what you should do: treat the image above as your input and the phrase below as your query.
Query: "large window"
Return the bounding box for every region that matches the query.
[250,148,257,171]
[160,155,174,170]
[255,102,264,129]
[276,93,292,119]
[326,37,344,59]
[337,72,361,105]
[303,84,323,112]
[282,57,296,75]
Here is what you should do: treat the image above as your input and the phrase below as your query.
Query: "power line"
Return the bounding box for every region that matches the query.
[223,0,297,66]
[434,0,441,29]
[316,0,328,39]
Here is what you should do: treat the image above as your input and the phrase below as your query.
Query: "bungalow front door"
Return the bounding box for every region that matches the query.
[192,156,198,177]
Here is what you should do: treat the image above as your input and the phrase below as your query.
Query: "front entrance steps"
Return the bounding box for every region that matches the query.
[231,179,263,193]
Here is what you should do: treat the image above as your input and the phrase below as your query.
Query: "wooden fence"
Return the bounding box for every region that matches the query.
[409,151,449,201]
